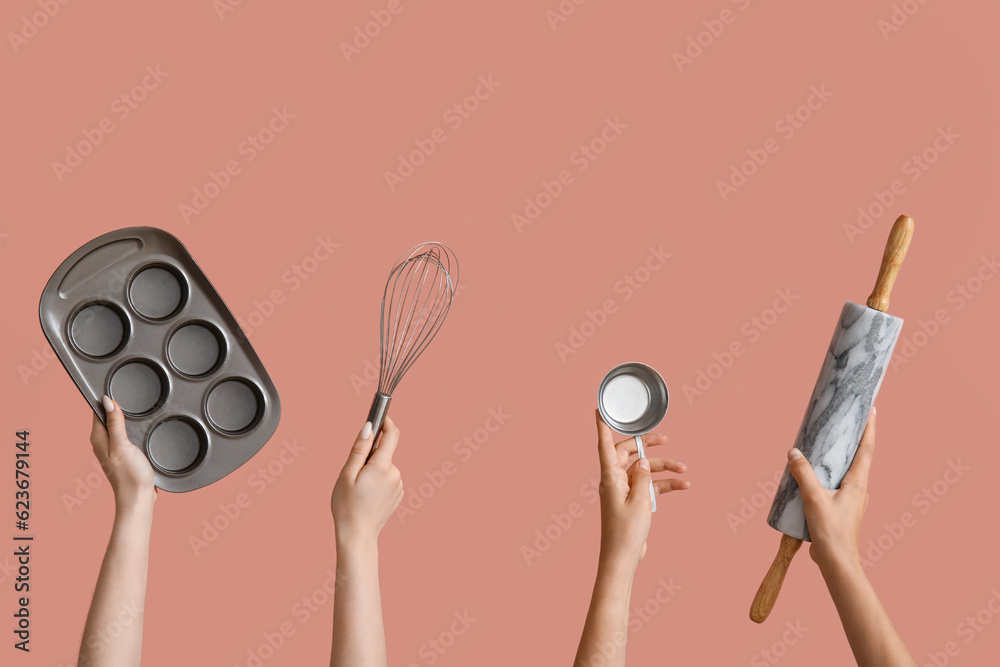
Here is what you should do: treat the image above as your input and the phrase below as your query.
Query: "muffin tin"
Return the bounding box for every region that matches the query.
[39,227,281,492]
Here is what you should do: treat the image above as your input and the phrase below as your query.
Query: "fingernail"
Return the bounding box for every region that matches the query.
[872,406,877,418]
[677,462,687,470]
[638,458,650,470]
[102,395,115,413]
[360,421,372,440]
[788,448,803,462]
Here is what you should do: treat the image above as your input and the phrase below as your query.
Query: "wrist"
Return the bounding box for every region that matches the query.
[597,545,639,580]
[335,531,379,560]
[114,496,154,523]
[112,503,154,541]
[815,547,864,582]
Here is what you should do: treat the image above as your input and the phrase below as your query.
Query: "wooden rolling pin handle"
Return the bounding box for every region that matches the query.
[867,214,914,312]
[749,534,803,624]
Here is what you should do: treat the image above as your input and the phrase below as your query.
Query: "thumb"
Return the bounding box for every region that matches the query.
[101,395,129,450]
[342,421,374,480]
[786,448,826,510]
[627,458,652,508]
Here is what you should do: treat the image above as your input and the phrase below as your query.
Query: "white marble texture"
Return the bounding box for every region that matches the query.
[767,301,903,541]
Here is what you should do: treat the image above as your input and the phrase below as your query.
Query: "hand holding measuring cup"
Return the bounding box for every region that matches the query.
[578,395,690,667]
[594,410,689,564]
[598,362,671,511]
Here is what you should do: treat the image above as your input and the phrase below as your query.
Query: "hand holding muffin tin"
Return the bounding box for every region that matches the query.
[40,227,280,492]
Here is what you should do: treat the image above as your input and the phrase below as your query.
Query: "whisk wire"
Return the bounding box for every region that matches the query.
[382,259,423,392]
[377,244,458,396]
[388,263,453,391]
[383,256,433,392]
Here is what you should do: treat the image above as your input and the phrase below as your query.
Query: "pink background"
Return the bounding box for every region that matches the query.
[3,0,1000,665]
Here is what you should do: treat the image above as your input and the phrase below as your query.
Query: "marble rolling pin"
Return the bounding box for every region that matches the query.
[749,214,914,624]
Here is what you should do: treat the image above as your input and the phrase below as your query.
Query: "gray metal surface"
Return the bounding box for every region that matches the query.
[147,418,205,473]
[168,322,223,376]
[109,361,165,415]
[129,265,185,319]
[598,362,669,436]
[39,227,281,492]
[365,393,392,446]
[71,303,128,357]
[206,379,262,433]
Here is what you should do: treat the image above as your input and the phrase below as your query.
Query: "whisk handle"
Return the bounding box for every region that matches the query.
[364,392,392,463]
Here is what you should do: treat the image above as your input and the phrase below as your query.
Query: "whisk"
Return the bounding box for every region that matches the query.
[364,242,459,461]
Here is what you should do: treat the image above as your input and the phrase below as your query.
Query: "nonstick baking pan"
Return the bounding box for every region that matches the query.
[39,227,281,492]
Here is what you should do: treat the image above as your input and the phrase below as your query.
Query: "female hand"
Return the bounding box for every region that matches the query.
[787,408,877,572]
[595,410,689,567]
[90,395,156,512]
[331,417,404,547]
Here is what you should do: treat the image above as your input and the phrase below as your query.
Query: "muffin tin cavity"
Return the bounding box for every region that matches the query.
[109,361,168,416]
[70,303,128,358]
[129,265,186,320]
[40,227,281,493]
[147,418,206,474]
[207,379,263,434]
[168,322,224,376]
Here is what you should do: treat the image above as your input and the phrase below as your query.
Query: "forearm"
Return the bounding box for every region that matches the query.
[79,504,153,667]
[331,539,386,667]
[574,552,636,667]
[819,556,916,667]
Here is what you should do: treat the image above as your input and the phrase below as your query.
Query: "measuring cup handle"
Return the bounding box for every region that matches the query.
[635,435,657,513]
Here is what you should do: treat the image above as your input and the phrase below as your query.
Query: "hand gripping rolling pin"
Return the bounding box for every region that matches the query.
[749,214,914,623]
